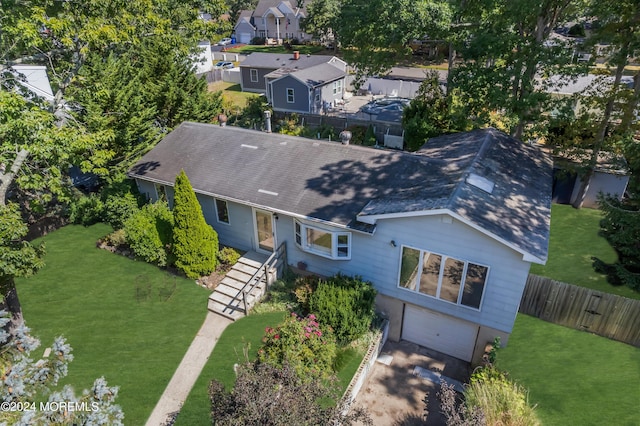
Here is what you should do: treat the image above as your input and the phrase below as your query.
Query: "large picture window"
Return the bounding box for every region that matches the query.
[399,246,488,310]
[294,220,350,260]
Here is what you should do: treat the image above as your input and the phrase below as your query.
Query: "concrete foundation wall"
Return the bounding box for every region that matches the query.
[375,294,404,342]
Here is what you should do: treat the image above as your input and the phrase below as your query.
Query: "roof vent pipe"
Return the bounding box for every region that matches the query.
[293,51,300,60]
[339,130,352,145]
[264,110,272,133]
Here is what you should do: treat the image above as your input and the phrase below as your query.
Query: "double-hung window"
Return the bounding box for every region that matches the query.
[286,88,295,103]
[250,69,258,82]
[398,246,488,310]
[332,80,342,95]
[215,199,229,224]
[294,220,350,260]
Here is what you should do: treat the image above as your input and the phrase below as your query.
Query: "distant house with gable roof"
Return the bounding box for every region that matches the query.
[240,52,347,113]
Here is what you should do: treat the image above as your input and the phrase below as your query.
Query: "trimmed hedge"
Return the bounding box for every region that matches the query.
[308,274,376,343]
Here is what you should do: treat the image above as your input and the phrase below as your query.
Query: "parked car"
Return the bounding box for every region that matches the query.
[215,61,234,69]
[217,38,233,46]
[360,98,410,115]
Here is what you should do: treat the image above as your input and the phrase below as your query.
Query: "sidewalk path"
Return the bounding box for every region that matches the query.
[146,312,232,426]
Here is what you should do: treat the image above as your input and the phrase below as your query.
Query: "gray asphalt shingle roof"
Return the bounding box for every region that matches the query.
[129,123,551,262]
[240,52,336,70]
[281,63,346,87]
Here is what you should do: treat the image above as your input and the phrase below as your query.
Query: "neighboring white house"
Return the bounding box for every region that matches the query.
[129,123,552,364]
[193,41,214,74]
[6,64,55,103]
[234,0,312,44]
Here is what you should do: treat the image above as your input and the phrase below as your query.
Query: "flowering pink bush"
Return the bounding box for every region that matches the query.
[257,313,337,380]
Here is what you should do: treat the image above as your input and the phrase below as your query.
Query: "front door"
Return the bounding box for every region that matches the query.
[254,209,275,253]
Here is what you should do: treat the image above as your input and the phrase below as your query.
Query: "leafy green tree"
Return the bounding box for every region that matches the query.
[302,0,341,47]
[568,0,640,208]
[67,43,224,176]
[232,96,272,129]
[227,0,260,22]
[172,170,218,279]
[0,204,45,329]
[209,362,372,426]
[337,0,452,84]
[593,195,640,291]
[449,0,586,139]
[402,70,453,151]
[0,91,109,209]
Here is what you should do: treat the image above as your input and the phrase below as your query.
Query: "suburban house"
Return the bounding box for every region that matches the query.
[234,0,312,45]
[552,150,630,208]
[234,10,257,44]
[545,73,633,207]
[240,52,347,113]
[129,122,552,364]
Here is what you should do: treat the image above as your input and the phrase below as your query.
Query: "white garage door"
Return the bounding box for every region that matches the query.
[402,305,479,362]
[239,33,251,44]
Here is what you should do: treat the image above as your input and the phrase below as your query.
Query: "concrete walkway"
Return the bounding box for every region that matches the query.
[145,312,232,426]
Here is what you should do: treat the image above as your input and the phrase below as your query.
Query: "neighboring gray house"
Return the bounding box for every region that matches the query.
[129,123,552,364]
[240,52,347,113]
[234,10,256,44]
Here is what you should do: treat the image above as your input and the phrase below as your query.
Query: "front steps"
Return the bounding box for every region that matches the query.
[208,251,269,320]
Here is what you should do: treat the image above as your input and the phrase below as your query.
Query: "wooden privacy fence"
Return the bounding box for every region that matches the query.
[520,275,640,347]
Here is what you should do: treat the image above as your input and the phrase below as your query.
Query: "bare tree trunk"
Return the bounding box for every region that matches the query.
[572,50,628,209]
[0,149,29,206]
[0,276,24,334]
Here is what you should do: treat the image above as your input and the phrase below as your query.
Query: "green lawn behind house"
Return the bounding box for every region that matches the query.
[16,224,210,425]
[498,314,640,426]
[208,81,260,110]
[530,203,640,300]
[175,310,365,425]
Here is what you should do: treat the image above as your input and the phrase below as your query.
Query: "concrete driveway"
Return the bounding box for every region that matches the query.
[351,340,471,426]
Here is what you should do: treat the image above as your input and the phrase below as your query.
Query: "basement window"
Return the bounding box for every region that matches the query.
[294,220,351,260]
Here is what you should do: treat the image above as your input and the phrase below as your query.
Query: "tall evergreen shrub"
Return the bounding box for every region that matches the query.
[172,170,218,279]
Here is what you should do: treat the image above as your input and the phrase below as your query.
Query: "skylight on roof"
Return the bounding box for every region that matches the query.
[466,173,495,194]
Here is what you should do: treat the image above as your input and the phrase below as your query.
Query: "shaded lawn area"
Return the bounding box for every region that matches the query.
[498,314,640,426]
[175,311,365,425]
[530,203,640,300]
[16,224,210,425]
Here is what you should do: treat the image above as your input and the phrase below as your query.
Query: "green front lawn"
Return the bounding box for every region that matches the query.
[16,224,211,425]
[498,314,640,426]
[531,203,640,300]
[224,44,327,55]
